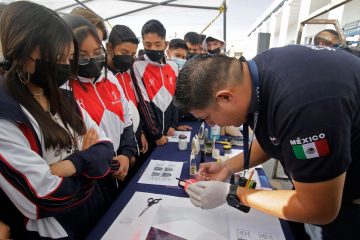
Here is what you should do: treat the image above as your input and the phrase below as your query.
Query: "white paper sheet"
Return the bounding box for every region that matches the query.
[101,192,162,240]
[228,207,286,240]
[167,131,192,142]
[102,191,286,240]
[225,148,243,158]
[138,160,183,186]
[101,192,228,240]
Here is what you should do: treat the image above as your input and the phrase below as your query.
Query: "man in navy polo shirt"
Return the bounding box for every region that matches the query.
[174,45,360,240]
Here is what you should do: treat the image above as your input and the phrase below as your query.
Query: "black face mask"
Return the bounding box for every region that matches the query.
[30,59,71,92]
[78,58,104,79]
[145,49,164,62]
[113,55,133,73]
[186,53,198,60]
[208,47,221,55]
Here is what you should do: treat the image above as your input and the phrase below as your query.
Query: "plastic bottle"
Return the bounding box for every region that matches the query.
[210,125,220,140]
[198,122,205,146]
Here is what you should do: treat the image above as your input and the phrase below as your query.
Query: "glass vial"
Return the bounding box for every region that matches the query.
[178,134,188,151]
[190,154,197,177]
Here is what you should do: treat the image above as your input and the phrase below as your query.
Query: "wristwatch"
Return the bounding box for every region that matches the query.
[226,184,241,208]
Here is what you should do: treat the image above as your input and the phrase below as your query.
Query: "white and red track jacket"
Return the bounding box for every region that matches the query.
[114,70,140,133]
[132,55,179,142]
[0,87,114,238]
[69,68,136,159]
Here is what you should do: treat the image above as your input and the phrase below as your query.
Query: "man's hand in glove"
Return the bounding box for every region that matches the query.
[185,181,230,209]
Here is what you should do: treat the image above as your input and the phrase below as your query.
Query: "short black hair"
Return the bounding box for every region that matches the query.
[141,19,166,39]
[184,32,201,45]
[206,36,220,43]
[109,25,139,46]
[169,38,188,51]
[200,34,206,43]
[62,14,101,48]
[314,29,340,45]
[137,49,145,58]
[322,29,339,38]
[174,55,243,112]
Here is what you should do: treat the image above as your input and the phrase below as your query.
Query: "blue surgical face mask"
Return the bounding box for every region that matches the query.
[171,57,187,70]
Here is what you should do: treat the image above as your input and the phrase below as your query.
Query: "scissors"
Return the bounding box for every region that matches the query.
[138,197,162,217]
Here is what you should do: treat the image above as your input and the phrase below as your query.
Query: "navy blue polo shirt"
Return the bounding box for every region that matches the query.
[252,44,360,196]
[251,45,360,237]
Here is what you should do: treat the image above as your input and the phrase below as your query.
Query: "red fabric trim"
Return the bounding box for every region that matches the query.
[38,189,93,213]
[0,160,38,218]
[82,168,110,179]
[17,122,40,154]
[0,154,71,201]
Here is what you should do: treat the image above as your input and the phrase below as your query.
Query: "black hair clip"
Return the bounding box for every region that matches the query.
[0,59,13,71]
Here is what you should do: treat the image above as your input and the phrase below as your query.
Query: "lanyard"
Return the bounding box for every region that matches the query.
[243,60,260,170]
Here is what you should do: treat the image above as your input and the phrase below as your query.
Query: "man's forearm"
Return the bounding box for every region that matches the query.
[237,188,335,225]
[237,188,307,221]
[224,139,270,174]
[236,172,346,225]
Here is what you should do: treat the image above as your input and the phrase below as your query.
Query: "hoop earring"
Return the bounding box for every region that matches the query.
[16,67,30,85]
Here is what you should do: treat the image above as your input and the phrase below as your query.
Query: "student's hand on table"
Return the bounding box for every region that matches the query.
[82,128,99,150]
[166,127,175,136]
[112,155,129,181]
[50,160,76,177]
[196,162,230,181]
[186,181,230,209]
[140,133,148,153]
[0,221,10,240]
[176,125,193,131]
[155,135,168,146]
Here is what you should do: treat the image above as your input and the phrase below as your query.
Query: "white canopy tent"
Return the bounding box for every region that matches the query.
[2,0,229,49]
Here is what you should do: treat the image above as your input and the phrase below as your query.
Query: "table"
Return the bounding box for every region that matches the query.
[87,121,295,240]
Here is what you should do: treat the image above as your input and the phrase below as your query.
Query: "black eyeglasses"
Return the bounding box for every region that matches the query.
[79,50,106,65]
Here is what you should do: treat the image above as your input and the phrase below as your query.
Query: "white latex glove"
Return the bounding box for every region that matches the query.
[185,181,230,209]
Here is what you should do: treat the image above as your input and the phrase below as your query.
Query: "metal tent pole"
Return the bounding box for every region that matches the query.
[223,1,227,53]
[105,0,178,21]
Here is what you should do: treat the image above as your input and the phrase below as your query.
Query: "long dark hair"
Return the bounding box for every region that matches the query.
[0,1,85,150]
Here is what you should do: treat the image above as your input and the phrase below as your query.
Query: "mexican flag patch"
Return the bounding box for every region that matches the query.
[290,133,330,159]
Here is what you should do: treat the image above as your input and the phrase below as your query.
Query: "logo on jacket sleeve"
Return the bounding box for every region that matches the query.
[169,76,174,86]
[289,132,330,159]
[149,77,155,86]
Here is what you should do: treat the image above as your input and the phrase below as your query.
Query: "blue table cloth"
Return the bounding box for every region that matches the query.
[86,121,295,240]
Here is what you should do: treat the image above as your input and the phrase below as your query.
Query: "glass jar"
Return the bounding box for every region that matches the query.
[178,134,188,151]
[223,144,232,154]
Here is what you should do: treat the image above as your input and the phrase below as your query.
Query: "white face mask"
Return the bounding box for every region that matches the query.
[171,57,187,70]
